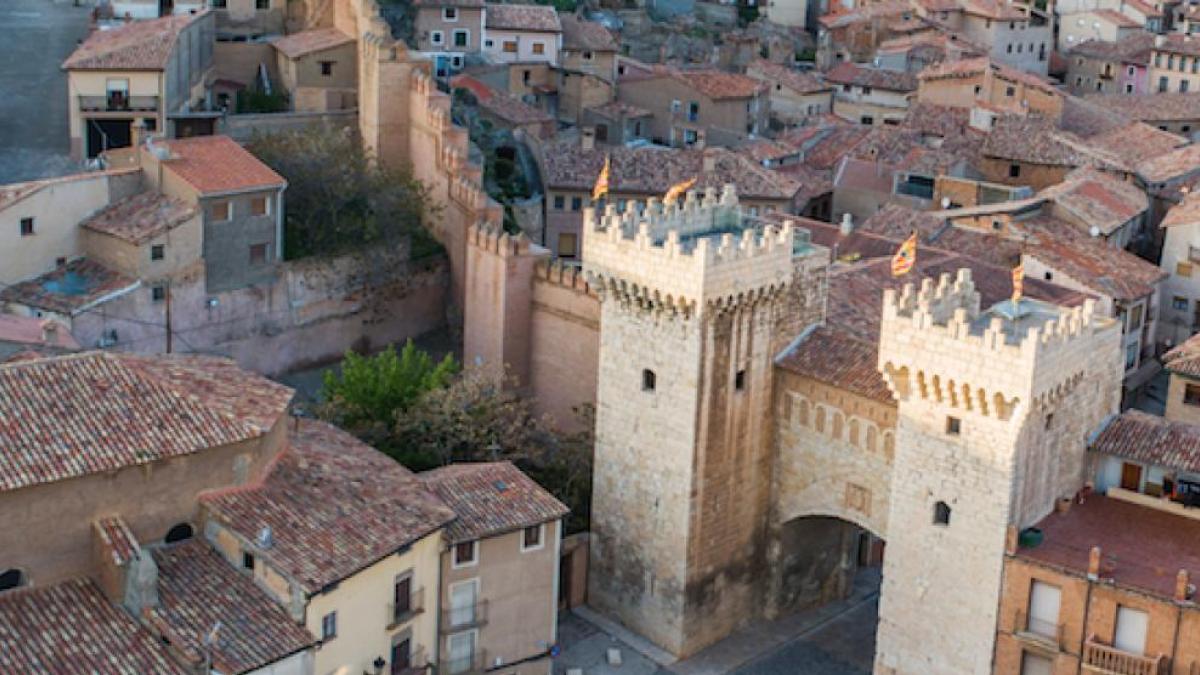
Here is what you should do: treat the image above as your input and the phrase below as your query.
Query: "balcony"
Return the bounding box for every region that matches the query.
[1014,609,1065,651]
[392,645,428,675]
[78,95,159,113]
[386,586,425,629]
[440,599,489,633]
[1189,245,1200,264]
[1083,637,1168,675]
[442,648,489,675]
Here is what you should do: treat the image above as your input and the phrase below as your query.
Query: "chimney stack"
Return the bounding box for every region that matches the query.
[1004,525,1018,555]
[1087,546,1102,581]
[1176,569,1193,603]
[40,320,58,346]
[702,147,717,173]
[581,126,596,152]
[840,212,854,235]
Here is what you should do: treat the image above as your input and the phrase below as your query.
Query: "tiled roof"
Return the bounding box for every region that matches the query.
[0,168,140,213]
[1018,495,1200,600]
[738,138,799,163]
[746,59,831,95]
[63,12,207,71]
[1091,8,1143,26]
[1161,190,1200,227]
[79,191,197,245]
[981,115,1125,170]
[1020,216,1166,301]
[1067,31,1154,62]
[0,257,138,315]
[1136,143,1200,184]
[1124,0,1163,17]
[415,0,484,7]
[94,516,141,567]
[162,136,285,196]
[541,142,801,200]
[1083,92,1200,122]
[0,578,187,674]
[151,540,316,674]
[202,421,455,593]
[0,314,80,351]
[825,62,918,92]
[1154,33,1200,57]
[1059,95,1130,138]
[1164,332,1200,378]
[585,100,652,119]
[919,56,1060,96]
[818,0,911,29]
[792,125,872,170]
[0,351,293,493]
[675,68,768,99]
[270,28,353,59]
[420,461,569,543]
[1092,409,1200,473]
[1041,167,1148,235]
[485,3,562,32]
[479,91,555,125]
[776,325,894,402]
[1084,122,1186,168]
[962,0,1030,20]
[560,15,618,52]
[847,124,984,176]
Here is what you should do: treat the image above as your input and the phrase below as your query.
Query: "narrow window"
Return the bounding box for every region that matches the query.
[393,575,412,618]
[55,257,66,268]
[164,523,193,543]
[431,30,444,45]
[553,195,565,210]
[571,196,582,211]
[642,369,657,392]
[453,540,477,566]
[557,232,578,258]
[946,416,961,435]
[151,244,165,261]
[320,61,334,76]
[321,611,337,640]
[210,201,230,222]
[735,369,746,391]
[250,196,268,216]
[522,524,543,550]
[19,217,34,236]
[242,551,255,570]
[1009,164,1021,178]
[454,30,469,48]
[532,42,545,55]
[933,501,951,525]
[151,285,166,302]
[249,243,269,265]
[1185,383,1200,407]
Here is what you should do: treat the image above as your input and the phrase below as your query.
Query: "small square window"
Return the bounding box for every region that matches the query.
[532,42,545,55]
[453,30,469,48]
[1009,164,1021,178]
[249,243,269,265]
[553,195,565,210]
[946,416,961,435]
[243,551,255,570]
[1174,296,1189,310]
[503,41,518,53]
[933,500,951,525]
[152,285,167,302]
[19,217,34,236]
[1179,261,1194,278]
[735,369,746,391]
[151,244,165,261]
[1185,383,1200,407]
[583,50,594,60]
[250,196,269,216]
[1005,86,1015,97]
[443,6,457,20]
[321,611,337,640]
[522,524,542,550]
[642,369,656,392]
[557,232,578,258]
[484,39,493,48]
[431,31,444,45]
[453,540,477,566]
[55,257,66,268]
[1044,271,1053,281]
[210,201,230,222]
[571,196,582,211]
[255,0,268,9]
[320,61,334,76]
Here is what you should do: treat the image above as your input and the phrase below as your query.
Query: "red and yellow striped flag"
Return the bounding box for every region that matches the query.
[664,177,697,204]
[592,154,611,202]
[1012,261,1025,304]
[891,231,917,277]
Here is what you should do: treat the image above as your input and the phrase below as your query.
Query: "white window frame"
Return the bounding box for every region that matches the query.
[446,627,479,675]
[431,30,445,46]
[451,539,478,569]
[452,29,470,48]
[443,6,458,21]
[320,611,337,641]
[447,578,480,629]
[520,523,546,552]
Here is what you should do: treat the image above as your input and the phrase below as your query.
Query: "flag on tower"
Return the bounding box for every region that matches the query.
[664,177,697,204]
[592,154,611,202]
[1012,260,1025,304]
[891,231,917,277]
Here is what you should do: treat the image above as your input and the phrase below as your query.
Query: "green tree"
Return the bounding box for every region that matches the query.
[246,124,440,260]
[319,341,458,437]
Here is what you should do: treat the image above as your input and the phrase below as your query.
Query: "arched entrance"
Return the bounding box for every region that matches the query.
[772,515,884,617]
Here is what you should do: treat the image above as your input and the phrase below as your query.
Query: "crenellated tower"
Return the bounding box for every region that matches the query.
[584,185,828,656]
[873,270,1123,675]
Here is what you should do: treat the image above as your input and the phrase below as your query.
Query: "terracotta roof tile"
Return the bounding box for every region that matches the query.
[1136,142,1200,184]
[1084,122,1186,167]
[825,62,918,92]
[0,257,139,315]
[0,351,293,493]
[675,68,768,99]
[1018,495,1200,600]
[1020,216,1166,301]
[161,136,285,196]
[777,325,894,402]
[1092,409,1200,473]
[560,15,618,52]
[420,461,569,543]
[79,191,197,245]
[1041,167,1149,235]
[1067,31,1154,62]
[818,0,911,29]
[1154,32,1200,57]
[202,421,455,593]
[485,4,562,32]
[1162,190,1200,228]
[151,540,316,674]
[94,516,141,567]
[981,115,1125,170]
[270,28,353,60]
[746,59,831,95]
[479,91,555,125]
[1164,332,1200,377]
[63,12,208,71]
[0,315,80,351]
[0,578,187,674]
[1084,92,1200,122]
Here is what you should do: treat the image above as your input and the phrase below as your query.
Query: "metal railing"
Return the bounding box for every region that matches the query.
[1083,637,1168,675]
[440,599,490,632]
[387,586,425,628]
[441,648,488,675]
[1014,609,1065,651]
[79,95,159,112]
[1189,245,1200,263]
[391,644,428,675]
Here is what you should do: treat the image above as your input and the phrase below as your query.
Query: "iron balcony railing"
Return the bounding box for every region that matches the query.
[79,95,159,112]
[442,648,488,675]
[440,599,489,633]
[387,586,425,629]
[1014,609,1065,651]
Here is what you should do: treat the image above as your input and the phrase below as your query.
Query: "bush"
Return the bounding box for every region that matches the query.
[236,89,289,114]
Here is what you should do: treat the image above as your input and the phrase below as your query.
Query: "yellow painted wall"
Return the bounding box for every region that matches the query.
[66,71,163,157]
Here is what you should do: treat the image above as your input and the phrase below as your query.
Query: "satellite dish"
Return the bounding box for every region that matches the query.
[257,526,273,549]
[940,197,951,208]
[1089,225,1101,237]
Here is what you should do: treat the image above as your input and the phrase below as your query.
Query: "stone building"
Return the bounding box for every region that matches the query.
[825,62,917,126]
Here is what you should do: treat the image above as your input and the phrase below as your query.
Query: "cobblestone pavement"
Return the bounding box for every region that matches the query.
[0,0,91,183]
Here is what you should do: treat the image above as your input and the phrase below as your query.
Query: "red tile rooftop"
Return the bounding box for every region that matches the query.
[0,314,80,351]
[485,3,562,32]
[270,27,353,59]
[1165,332,1200,379]
[420,461,569,543]
[161,135,286,197]
[1091,409,1200,474]
[62,11,208,71]
[1017,495,1200,600]
[0,257,138,315]
[79,191,197,245]
[94,516,141,567]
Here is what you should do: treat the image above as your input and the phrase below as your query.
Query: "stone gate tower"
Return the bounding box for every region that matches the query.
[873,270,1123,675]
[583,186,827,656]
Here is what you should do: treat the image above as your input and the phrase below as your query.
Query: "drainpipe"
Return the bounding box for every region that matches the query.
[276,186,286,261]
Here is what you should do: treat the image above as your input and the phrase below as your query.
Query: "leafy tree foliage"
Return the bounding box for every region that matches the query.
[246,125,439,260]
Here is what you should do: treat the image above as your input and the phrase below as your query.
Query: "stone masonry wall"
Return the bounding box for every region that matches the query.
[529,262,600,431]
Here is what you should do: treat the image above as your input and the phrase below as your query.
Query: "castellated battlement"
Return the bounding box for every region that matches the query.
[535,259,593,295]
[466,223,536,257]
[877,268,1121,422]
[582,185,805,315]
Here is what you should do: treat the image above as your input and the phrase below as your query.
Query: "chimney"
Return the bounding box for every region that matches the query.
[840,212,854,235]
[581,126,596,152]
[130,119,147,150]
[40,320,59,346]
[1004,525,1018,555]
[694,128,707,150]
[1176,569,1192,603]
[1087,546,1102,581]
[124,552,161,615]
[702,147,717,174]
[1156,34,1167,47]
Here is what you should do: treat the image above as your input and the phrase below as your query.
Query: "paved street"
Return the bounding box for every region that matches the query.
[728,594,877,675]
[0,0,92,183]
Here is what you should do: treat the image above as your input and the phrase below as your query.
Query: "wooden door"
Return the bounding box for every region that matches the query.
[1120,462,1143,492]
